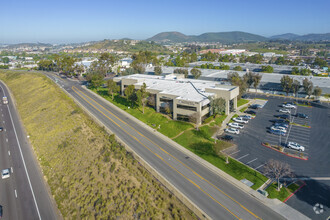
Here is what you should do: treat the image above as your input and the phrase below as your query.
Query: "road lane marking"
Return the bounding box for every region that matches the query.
[72,87,242,219]
[229,150,240,156]
[237,154,249,160]
[72,86,263,220]
[15,189,17,198]
[8,150,10,156]
[11,167,13,173]
[255,164,266,170]
[6,138,8,142]
[0,84,42,220]
[246,158,258,165]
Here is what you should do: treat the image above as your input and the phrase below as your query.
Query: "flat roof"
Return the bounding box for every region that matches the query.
[116,74,237,103]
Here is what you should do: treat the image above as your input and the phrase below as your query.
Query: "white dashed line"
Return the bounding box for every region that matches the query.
[246,158,258,164]
[237,154,249,160]
[229,150,240,156]
[8,150,10,156]
[14,189,17,198]
[11,167,13,173]
[255,163,266,170]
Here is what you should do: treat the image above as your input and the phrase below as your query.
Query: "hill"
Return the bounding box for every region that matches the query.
[147,31,268,44]
[80,39,170,53]
[271,33,330,41]
[5,42,52,49]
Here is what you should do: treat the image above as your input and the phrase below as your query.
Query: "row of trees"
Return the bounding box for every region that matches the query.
[172,68,202,79]
[280,75,322,98]
[291,67,312,76]
[227,72,262,98]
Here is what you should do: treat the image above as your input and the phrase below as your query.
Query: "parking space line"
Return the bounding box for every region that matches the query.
[229,150,240,156]
[246,158,258,164]
[237,154,249,160]
[255,163,266,170]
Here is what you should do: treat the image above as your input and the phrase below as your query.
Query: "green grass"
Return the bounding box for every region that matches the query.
[0,70,196,219]
[297,103,312,108]
[240,106,248,113]
[266,183,300,201]
[174,125,266,190]
[91,88,193,138]
[237,99,249,107]
[215,114,227,126]
[229,114,239,123]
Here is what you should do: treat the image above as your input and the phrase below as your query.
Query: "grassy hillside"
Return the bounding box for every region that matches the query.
[0,70,196,219]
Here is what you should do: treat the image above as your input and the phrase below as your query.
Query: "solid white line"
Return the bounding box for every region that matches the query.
[255,163,266,170]
[11,167,13,173]
[237,154,249,160]
[0,84,42,220]
[229,150,240,156]
[246,158,257,165]
[8,150,10,156]
[15,189,17,198]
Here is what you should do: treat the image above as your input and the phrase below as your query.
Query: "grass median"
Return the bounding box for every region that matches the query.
[0,70,196,219]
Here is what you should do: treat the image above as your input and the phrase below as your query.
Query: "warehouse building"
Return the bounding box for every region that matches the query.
[113,74,239,124]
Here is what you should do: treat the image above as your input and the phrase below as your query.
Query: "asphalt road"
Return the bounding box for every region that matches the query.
[227,93,330,219]
[45,73,286,220]
[0,82,58,220]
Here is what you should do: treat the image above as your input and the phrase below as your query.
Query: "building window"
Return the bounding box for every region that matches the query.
[177,104,197,112]
[202,103,210,111]
[160,97,172,102]
[177,114,190,122]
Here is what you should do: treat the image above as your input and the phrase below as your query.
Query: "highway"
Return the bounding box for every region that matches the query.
[46,73,285,219]
[0,81,58,220]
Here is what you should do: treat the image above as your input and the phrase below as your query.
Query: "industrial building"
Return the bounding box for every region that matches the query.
[113,74,239,124]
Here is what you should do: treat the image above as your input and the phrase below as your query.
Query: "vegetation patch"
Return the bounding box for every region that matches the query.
[266,183,300,201]
[0,70,196,219]
[240,106,248,113]
[237,98,249,107]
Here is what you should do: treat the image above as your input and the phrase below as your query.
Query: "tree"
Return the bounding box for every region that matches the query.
[227,72,247,99]
[90,53,116,76]
[86,72,104,90]
[292,80,300,98]
[233,66,242,71]
[252,74,262,93]
[133,64,145,74]
[173,68,188,78]
[107,79,120,100]
[190,68,201,79]
[189,112,201,130]
[263,159,293,191]
[313,86,322,100]
[303,78,313,98]
[261,65,274,73]
[164,102,171,116]
[209,97,226,116]
[154,66,162,75]
[121,67,135,76]
[1,57,10,64]
[244,72,254,91]
[280,75,293,96]
[136,83,149,113]
[124,84,135,104]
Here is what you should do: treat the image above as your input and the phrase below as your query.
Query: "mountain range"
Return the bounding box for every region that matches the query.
[146,31,330,44]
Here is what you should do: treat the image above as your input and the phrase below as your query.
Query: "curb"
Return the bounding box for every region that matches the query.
[261,143,308,161]
[283,181,307,203]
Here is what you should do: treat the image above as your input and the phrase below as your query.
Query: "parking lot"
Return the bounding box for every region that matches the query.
[223,94,330,219]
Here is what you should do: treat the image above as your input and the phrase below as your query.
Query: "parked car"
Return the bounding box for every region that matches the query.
[220,135,234,142]
[233,117,248,124]
[0,205,2,219]
[287,142,305,151]
[0,127,3,132]
[279,109,290,113]
[274,114,290,119]
[282,103,297,109]
[274,122,289,128]
[240,115,253,120]
[285,102,296,105]
[269,129,286,136]
[270,126,287,133]
[250,104,262,109]
[244,110,256,115]
[271,119,288,124]
[295,113,308,119]
[225,128,240,134]
[1,169,10,179]
[229,122,244,129]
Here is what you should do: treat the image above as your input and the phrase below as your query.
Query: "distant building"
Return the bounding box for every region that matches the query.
[113,74,239,124]
[120,58,133,68]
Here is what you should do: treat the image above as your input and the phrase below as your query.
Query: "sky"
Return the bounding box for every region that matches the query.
[1,0,329,44]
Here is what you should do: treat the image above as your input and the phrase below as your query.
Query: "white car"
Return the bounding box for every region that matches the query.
[225,128,240,134]
[279,109,290,113]
[287,142,305,152]
[241,115,253,120]
[229,122,244,129]
[233,117,248,124]
[282,104,297,109]
[1,169,10,179]
[270,126,287,133]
